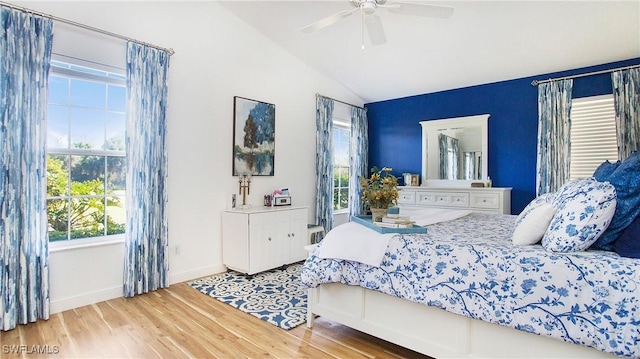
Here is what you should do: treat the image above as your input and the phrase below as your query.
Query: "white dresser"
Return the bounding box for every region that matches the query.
[222,206,309,275]
[397,186,512,214]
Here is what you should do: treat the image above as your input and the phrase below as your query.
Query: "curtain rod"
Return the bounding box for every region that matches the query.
[0,1,175,56]
[316,93,365,110]
[531,63,640,86]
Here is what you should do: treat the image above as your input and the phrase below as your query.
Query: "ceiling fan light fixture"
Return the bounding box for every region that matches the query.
[361,2,376,15]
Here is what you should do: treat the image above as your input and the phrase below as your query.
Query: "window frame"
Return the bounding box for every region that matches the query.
[47,60,127,249]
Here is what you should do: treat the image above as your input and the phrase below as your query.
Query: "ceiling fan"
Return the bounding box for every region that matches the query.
[299,0,454,48]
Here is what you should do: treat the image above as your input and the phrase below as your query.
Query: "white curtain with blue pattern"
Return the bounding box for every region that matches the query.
[315,97,334,232]
[123,42,171,297]
[0,7,53,330]
[536,79,573,196]
[349,106,368,217]
[612,68,640,159]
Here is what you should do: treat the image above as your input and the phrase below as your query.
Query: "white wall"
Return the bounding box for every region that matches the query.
[20,1,363,313]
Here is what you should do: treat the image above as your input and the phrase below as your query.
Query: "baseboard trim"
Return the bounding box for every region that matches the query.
[169,264,227,285]
[49,264,226,314]
[50,286,122,314]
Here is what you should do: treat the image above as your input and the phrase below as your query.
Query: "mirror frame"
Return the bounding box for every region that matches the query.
[419,114,489,187]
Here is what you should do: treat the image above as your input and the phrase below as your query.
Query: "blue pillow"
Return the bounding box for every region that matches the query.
[591,151,640,251]
[614,215,640,258]
[593,160,621,181]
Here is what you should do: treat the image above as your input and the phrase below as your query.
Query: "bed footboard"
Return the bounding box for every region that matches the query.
[307,283,616,358]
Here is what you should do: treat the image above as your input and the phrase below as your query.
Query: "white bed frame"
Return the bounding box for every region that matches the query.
[306,283,617,358]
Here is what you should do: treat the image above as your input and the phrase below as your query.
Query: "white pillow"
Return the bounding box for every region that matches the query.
[542,178,617,252]
[513,203,556,246]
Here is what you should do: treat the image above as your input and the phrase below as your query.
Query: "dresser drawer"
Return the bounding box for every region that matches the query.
[417,191,469,208]
[470,192,501,209]
[397,190,416,205]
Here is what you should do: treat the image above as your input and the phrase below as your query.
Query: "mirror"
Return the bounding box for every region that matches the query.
[420,114,489,185]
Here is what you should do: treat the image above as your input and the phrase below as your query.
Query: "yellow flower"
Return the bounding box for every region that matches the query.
[359,166,399,210]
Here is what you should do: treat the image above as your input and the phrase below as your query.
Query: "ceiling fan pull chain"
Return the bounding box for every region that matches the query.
[361,7,365,50]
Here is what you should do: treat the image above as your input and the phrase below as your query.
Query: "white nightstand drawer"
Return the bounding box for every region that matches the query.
[418,191,469,208]
[398,190,416,205]
[470,192,500,209]
[416,192,436,205]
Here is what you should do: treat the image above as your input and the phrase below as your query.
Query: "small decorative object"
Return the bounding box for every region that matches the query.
[264,194,272,207]
[238,174,251,209]
[360,166,399,221]
[402,173,411,186]
[471,182,485,188]
[410,174,420,186]
[233,96,275,176]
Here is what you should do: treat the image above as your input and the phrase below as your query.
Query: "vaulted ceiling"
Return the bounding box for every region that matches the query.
[219,1,640,103]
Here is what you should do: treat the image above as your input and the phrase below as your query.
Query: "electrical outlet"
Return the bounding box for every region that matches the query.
[174,245,181,255]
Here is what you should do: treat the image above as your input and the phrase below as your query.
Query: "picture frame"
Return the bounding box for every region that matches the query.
[232,96,275,176]
[410,174,420,186]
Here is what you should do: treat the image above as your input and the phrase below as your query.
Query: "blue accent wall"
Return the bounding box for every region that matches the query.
[366,58,640,214]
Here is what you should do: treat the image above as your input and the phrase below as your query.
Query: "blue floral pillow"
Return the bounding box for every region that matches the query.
[590,151,640,250]
[542,178,617,252]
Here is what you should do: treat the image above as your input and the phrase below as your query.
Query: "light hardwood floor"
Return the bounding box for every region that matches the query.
[1,281,432,359]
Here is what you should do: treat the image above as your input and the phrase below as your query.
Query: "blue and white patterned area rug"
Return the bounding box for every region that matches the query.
[188,263,307,330]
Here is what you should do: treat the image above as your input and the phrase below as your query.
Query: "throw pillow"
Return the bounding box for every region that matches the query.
[542,178,617,252]
[513,203,556,246]
[614,214,640,258]
[590,151,640,251]
[593,159,621,181]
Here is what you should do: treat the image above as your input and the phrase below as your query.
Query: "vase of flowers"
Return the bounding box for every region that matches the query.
[360,166,399,221]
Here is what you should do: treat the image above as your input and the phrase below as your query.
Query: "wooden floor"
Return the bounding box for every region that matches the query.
[0,281,432,359]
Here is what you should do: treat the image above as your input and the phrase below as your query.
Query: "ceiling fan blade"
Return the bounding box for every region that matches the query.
[384,2,454,19]
[299,8,359,34]
[365,14,387,46]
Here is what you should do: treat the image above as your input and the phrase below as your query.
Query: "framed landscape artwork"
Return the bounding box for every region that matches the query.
[232,96,276,176]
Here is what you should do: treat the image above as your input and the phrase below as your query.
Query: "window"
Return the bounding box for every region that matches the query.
[46,61,127,242]
[569,95,618,180]
[332,103,351,211]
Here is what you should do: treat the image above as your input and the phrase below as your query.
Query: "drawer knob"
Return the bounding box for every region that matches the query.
[268,237,272,241]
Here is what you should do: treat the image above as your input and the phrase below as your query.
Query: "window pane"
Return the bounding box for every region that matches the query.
[105,112,125,150]
[71,79,106,108]
[49,76,69,105]
[106,156,126,192]
[70,108,105,149]
[108,85,126,112]
[106,196,126,235]
[47,154,69,196]
[47,198,68,241]
[339,167,349,187]
[69,197,105,239]
[47,105,69,148]
[333,188,340,210]
[71,155,105,193]
[333,127,350,166]
[338,188,348,210]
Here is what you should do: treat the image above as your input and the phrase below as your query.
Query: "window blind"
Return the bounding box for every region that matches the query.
[569,95,618,180]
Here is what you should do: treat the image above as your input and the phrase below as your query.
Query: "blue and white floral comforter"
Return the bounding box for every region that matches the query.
[300,212,640,358]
